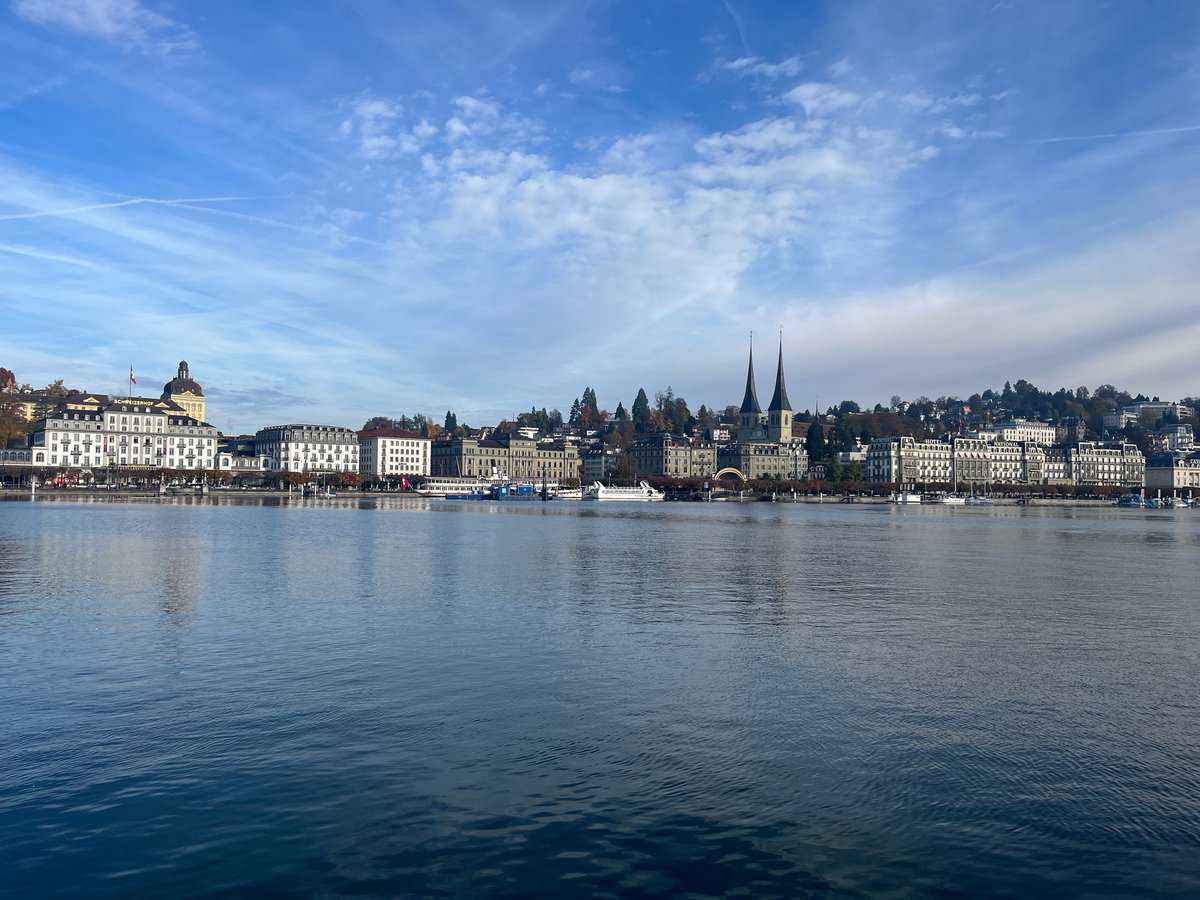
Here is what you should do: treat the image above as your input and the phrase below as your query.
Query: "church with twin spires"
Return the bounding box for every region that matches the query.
[718,335,809,480]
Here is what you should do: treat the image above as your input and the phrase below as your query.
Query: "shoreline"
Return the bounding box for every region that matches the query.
[0,488,1129,507]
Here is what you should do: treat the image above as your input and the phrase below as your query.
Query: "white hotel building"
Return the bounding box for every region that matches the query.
[28,399,217,470]
[357,428,431,478]
[255,424,359,473]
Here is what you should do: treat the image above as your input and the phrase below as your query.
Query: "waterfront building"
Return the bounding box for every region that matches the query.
[581,445,622,482]
[358,427,431,477]
[1067,441,1144,486]
[215,435,269,474]
[629,433,716,478]
[1145,451,1200,493]
[1040,442,1144,487]
[255,424,359,473]
[27,398,217,471]
[161,361,206,424]
[432,432,579,483]
[867,436,952,485]
[867,436,1049,487]
[31,408,105,469]
[718,336,809,480]
[718,440,809,480]
[163,412,219,470]
[987,439,1046,484]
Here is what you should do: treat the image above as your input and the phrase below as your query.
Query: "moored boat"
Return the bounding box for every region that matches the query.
[417,477,490,498]
[584,481,665,501]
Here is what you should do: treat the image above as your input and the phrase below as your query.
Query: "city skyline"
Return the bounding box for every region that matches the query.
[3,1,1199,433]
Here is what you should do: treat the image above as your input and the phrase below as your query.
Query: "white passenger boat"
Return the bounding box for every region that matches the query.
[553,488,585,500]
[416,477,490,498]
[585,481,665,501]
[940,494,967,505]
[890,492,923,504]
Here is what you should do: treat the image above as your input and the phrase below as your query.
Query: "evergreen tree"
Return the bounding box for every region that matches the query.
[443,410,458,432]
[631,388,651,433]
[806,420,826,461]
[569,398,582,427]
[614,401,629,422]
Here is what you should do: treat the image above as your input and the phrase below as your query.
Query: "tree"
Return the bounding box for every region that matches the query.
[805,421,826,461]
[45,379,67,397]
[581,387,599,417]
[0,368,15,393]
[443,410,458,432]
[614,401,629,422]
[568,398,582,427]
[631,388,651,433]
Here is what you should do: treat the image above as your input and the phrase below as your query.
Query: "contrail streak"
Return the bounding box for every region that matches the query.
[1034,124,1200,144]
[721,0,751,56]
[0,196,253,222]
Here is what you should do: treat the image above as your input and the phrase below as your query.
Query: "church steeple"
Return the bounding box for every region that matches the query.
[739,338,761,415]
[737,335,763,443]
[767,331,793,443]
[767,333,791,413]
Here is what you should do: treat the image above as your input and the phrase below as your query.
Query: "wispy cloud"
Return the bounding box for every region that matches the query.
[0,196,255,222]
[13,0,196,52]
[1033,124,1200,144]
[718,55,803,80]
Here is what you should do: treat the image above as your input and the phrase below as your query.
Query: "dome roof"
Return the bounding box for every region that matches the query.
[163,360,203,396]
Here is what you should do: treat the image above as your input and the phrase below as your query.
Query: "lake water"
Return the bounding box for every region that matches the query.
[2,497,1199,897]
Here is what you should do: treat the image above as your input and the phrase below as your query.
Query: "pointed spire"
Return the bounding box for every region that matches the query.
[768,329,791,413]
[739,333,761,415]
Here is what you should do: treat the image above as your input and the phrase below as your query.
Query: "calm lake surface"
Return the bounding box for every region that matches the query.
[2,497,1198,898]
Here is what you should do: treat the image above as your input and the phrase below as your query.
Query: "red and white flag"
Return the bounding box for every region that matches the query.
[129,367,137,385]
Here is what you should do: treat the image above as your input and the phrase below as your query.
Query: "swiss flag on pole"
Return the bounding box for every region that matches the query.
[129,367,137,385]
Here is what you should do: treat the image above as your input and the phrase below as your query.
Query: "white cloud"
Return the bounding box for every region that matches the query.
[453,95,500,120]
[783,82,861,117]
[569,67,594,84]
[720,55,804,79]
[13,0,194,51]
[339,96,437,159]
[444,116,471,143]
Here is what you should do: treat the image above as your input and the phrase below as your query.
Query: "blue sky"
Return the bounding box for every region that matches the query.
[2,0,1198,433]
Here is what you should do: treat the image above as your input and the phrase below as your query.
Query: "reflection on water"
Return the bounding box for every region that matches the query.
[1,498,1199,898]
